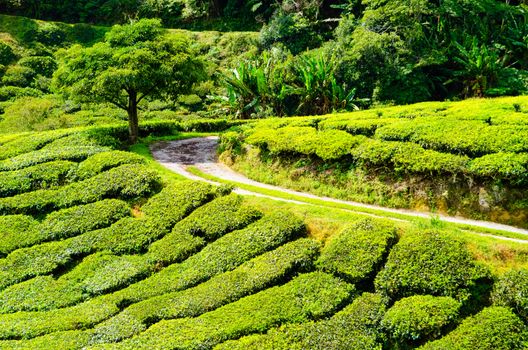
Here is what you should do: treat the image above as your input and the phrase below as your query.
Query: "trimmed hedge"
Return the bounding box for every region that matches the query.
[0,199,130,256]
[351,139,470,174]
[469,152,528,184]
[0,215,39,256]
[39,199,131,241]
[0,252,150,313]
[317,218,397,283]
[246,127,364,161]
[91,238,320,343]
[140,181,219,230]
[146,193,262,265]
[215,292,387,350]
[382,295,461,344]
[375,231,490,302]
[76,151,146,180]
[0,130,71,161]
[0,330,91,350]
[114,210,305,304]
[375,118,528,156]
[0,164,161,215]
[95,272,354,350]
[0,146,109,172]
[419,307,528,350]
[0,160,76,197]
[492,268,528,323]
[0,297,118,340]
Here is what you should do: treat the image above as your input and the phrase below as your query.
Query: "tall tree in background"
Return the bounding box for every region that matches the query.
[53,19,205,143]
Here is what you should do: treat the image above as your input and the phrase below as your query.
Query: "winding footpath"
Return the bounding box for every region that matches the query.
[150,137,528,242]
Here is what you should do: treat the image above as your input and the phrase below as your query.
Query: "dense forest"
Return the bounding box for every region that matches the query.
[0,0,527,128]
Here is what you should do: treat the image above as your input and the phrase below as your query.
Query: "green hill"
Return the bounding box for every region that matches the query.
[0,118,525,349]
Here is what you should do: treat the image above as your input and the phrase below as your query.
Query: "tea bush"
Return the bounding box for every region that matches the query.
[0,164,161,215]
[75,151,146,180]
[91,239,319,343]
[98,272,353,350]
[382,295,461,344]
[0,160,76,197]
[375,231,490,302]
[0,215,39,255]
[216,292,387,350]
[114,211,305,304]
[419,307,528,350]
[491,268,528,323]
[317,218,397,283]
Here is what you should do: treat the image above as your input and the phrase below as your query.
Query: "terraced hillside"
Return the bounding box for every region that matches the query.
[0,125,527,349]
[221,96,528,227]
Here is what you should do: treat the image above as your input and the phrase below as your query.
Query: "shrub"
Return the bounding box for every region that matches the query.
[419,307,528,350]
[0,215,39,256]
[0,146,109,172]
[491,268,528,323]
[0,86,42,101]
[75,151,146,180]
[317,218,397,284]
[0,297,118,340]
[91,238,320,343]
[104,272,353,350]
[0,96,59,133]
[18,56,57,77]
[38,199,131,241]
[0,42,16,65]
[146,193,262,265]
[0,160,76,197]
[382,295,461,344]
[375,230,490,302]
[141,181,219,229]
[1,65,34,87]
[0,199,129,257]
[114,210,305,304]
[0,164,161,215]
[469,152,528,185]
[0,330,90,350]
[216,292,387,350]
[0,129,70,160]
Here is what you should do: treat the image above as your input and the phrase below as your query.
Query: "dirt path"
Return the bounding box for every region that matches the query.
[150,137,528,241]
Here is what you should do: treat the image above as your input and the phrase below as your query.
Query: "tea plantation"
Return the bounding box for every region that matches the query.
[0,123,526,350]
[221,96,528,227]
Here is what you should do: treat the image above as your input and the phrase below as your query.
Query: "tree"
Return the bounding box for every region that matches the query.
[53,19,205,143]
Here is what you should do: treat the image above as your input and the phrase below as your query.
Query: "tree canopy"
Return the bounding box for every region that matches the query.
[53,19,205,143]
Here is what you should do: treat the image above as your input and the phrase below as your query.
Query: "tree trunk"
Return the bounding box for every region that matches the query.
[127,91,139,144]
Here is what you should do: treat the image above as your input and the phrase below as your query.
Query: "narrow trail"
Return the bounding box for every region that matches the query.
[150,137,528,242]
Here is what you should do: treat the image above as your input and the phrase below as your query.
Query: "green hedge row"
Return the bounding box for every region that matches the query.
[382,295,461,345]
[94,272,353,350]
[215,292,387,350]
[0,297,119,340]
[75,151,146,181]
[0,330,90,350]
[91,238,320,344]
[0,160,76,197]
[319,117,400,136]
[246,127,365,161]
[0,215,39,256]
[419,307,528,350]
[241,123,528,183]
[114,210,305,305]
[0,146,109,172]
[317,218,397,284]
[146,194,262,265]
[0,199,130,256]
[0,164,161,215]
[140,181,220,230]
[0,251,150,313]
[492,268,528,323]
[0,129,71,161]
[375,230,490,303]
[375,118,528,156]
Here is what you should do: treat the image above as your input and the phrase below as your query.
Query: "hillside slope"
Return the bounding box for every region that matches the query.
[0,125,525,349]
